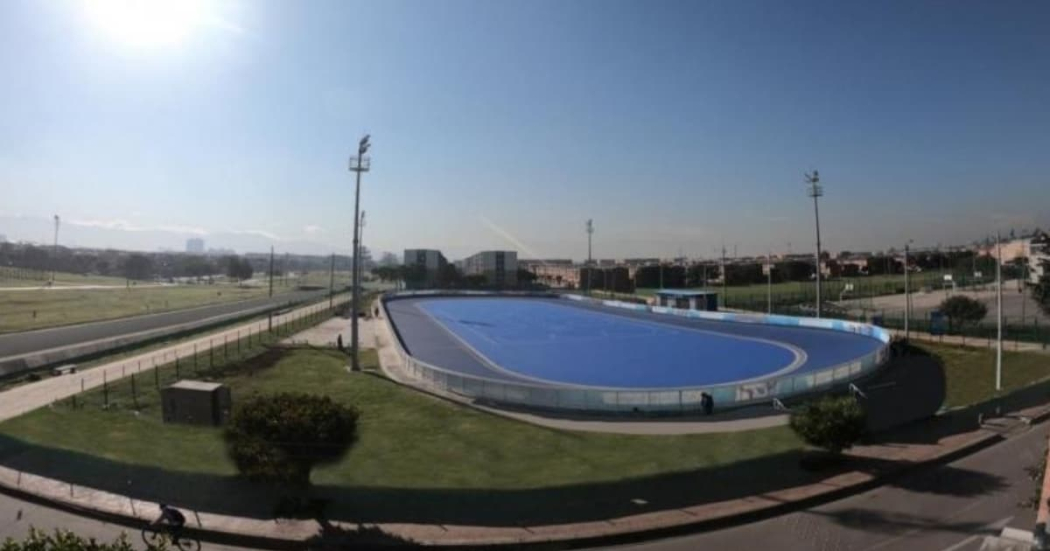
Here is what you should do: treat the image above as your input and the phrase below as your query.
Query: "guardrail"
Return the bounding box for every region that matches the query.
[383,291,892,414]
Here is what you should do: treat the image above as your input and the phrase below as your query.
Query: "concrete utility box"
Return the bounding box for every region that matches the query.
[161,380,232,426]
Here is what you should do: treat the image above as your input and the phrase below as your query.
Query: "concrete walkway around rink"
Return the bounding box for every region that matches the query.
[4,295,1050,548]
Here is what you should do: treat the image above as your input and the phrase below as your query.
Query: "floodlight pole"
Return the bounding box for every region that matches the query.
[996,232,1003,391]
[349,134,372,371]
[357,210,366,295]
[805,170,824,318]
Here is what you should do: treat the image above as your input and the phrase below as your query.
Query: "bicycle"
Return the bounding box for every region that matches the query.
[141,522,201,551]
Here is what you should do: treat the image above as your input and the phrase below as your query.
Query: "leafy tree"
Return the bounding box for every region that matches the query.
[517,268,538,285]
[224,256,253,281]
[789,395,867,454]
[123,253,154,281]
[0,528,140,551]
[224,392,359,485]
[939,295,988,333]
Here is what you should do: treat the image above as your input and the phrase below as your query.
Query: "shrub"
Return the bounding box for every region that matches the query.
[224,392,359,484]
[789,395,867,454]
[939,295,988,333]
[0,528,142,551]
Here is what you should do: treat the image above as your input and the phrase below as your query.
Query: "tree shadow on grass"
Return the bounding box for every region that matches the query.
[0,432,1009,528]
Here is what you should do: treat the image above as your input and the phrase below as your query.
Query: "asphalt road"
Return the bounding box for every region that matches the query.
[605,423,1048,551]
[0,289,327,360]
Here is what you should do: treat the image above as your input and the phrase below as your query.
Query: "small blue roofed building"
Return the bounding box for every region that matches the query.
[654,289,719,311]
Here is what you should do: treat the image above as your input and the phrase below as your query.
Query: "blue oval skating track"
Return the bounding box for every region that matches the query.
[387,296,884,389]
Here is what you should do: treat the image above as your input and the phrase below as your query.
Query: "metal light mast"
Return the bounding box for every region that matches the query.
[349,134,372,371]
[805,170,824,318]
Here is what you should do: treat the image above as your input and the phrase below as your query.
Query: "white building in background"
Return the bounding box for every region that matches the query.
[403,249,447,288]
[186,238,205,254]
[462,250,517,287]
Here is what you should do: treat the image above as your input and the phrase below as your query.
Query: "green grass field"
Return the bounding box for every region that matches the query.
[629,269,972,307]
[923,342,1050,408]
[0,280,313,333]
[0,270,129,288]
[1,341,1048,523]
[0,349,798,486]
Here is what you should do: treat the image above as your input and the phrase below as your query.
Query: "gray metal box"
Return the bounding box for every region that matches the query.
[161,380,232,426]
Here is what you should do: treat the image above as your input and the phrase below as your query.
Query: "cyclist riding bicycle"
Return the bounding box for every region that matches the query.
[156,503,186,543]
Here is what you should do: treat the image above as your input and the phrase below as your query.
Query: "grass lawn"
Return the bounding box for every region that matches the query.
[0,348,800,486]
[2,339,1047,525]
[0,270,129,288]
[0,347,809,524]
[920,342,1050,408]
[629,269,965,306]
[0,280,308,333]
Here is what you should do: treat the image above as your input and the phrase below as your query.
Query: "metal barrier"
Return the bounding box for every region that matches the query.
[383,291,892,413]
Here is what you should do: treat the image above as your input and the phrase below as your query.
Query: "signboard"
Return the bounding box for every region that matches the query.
[943,274,953,282]
[974,271,983,278]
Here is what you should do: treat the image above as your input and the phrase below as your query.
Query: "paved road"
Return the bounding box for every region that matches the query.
[0,289,327,360]
[606,424,1048,551]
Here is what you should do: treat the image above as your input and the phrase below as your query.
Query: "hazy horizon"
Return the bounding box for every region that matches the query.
[2,0,1048,261]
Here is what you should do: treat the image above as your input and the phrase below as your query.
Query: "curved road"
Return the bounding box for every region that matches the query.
[0,421,1044,549]
[0,289,327,360]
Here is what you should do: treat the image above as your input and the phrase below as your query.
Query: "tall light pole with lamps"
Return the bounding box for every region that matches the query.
[805,170,824,318]
[349,135,372,371]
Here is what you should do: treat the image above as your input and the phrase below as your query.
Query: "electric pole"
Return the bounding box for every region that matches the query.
[996,232,1003,391]
[805,170,824,318]
[52,214,60,283]
[349,134,372,371]
[904,241,911,341]
[329,253,335,309]
[268,246,274,297]
[767,252,772,314]
[585,219,593,295]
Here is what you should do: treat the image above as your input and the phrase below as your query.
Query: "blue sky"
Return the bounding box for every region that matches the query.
[1,0,1047,259]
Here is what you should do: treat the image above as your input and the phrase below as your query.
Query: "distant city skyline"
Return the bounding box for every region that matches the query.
[1,1,1047,261]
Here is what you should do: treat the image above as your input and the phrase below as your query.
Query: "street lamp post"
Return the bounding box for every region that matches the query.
[349,134,372,371]
[805,170,824,318]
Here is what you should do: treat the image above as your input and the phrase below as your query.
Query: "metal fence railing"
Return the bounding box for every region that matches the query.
[383,291,892,414]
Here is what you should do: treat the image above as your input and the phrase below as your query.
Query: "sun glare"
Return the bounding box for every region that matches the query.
[84,0,210,49]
